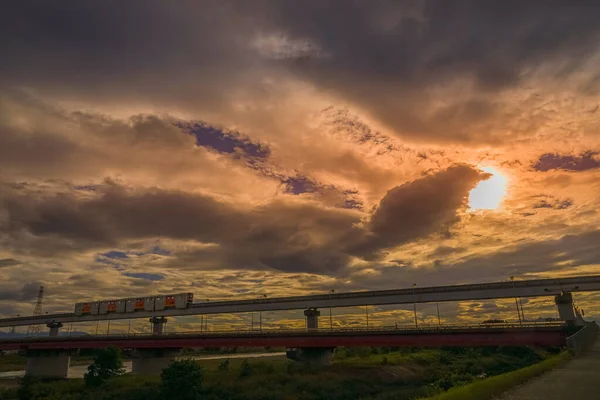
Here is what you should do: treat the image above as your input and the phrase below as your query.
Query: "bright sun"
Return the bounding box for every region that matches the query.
[469,167,508,211]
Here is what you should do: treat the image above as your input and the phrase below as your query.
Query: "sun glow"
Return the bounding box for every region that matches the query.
[469,167,508,211]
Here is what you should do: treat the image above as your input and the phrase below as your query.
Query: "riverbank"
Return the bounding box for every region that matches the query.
[0,346,561,400]
[0,352,286,379]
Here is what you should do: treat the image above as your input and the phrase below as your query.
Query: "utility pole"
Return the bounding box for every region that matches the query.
[27,286,44,336]
[412,284,418,328]
[510,276,522,324]
[329,289,334,330]
[365,305,369,329]
[436,302,441,326]
[258,295,267,331]
[9,315,19,335]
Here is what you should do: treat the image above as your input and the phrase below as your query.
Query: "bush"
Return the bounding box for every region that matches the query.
[239,359,252,377]
[17,374,39,400]
[84,346,126,387]
[160,359,203,400]
[218,359,230,371]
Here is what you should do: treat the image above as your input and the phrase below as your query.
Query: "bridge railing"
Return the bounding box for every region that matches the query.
[566,321,599,355]
[0,322,564,343]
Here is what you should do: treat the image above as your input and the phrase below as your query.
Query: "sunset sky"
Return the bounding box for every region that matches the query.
[1,1,600,332]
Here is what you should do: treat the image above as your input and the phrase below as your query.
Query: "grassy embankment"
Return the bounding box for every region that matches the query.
[0,355,93,373]
[0,346,562,400]
[419,351,570,400]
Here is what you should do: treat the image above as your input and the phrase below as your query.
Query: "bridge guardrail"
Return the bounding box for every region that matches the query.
[0,322,564,343]
[566,321,599,355]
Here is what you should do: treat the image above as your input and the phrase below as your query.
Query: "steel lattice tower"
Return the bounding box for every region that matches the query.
[26,286,44,336]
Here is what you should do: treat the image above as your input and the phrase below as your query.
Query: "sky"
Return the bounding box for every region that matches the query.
[1,1,600,332]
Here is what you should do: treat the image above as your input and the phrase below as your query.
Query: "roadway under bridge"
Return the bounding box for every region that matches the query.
[0,275,597,329]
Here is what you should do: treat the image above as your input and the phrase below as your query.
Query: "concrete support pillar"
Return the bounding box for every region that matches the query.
[46,322,63,337]
[286,347,335,366]
[131,348,180,375]
[304,308,320,331]
[150,316,167,335]
[25,350,70,379]
[555,292,577,326]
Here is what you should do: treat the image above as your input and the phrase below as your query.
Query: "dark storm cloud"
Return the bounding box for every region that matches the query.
[349,165,487,257]
[0,282,43,301]
[254,0,600,141]
[0,165,485,274]
[336,229,600,292]
[533,152,600,172]
[0,2,265,112]
[439,229,600,281]
[1,2,598,142]
[0,259,21,268]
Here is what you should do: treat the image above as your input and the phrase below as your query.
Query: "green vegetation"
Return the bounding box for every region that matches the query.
[0,346,564,400]
[0,354,93,373]
[419,351,570,400]
[160,359,203,400]
[83,347,126,387]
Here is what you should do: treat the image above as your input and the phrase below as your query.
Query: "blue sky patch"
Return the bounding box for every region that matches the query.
[151,245,171,256]
[101,251,128,259]
[123,272,164,281]
[177,121,270,159]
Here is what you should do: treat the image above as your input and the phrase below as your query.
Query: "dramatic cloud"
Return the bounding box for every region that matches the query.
[350,165,487,257]
[0,259,21,268]
[0,165,485,274]
[533,152,600,172]
[1,2,600,326]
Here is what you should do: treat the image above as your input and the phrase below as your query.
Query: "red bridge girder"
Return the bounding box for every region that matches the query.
[0,330,566,351]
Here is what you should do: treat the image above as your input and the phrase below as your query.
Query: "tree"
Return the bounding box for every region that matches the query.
[160,359,203,400]
[84,346,125,387]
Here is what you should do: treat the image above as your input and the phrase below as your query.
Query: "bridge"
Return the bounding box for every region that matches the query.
[0,275,597,378]
[0,324,570,376]
[0,275,597,333]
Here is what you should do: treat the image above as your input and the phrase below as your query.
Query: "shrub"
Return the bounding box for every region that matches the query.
[84,346,126,387]
[239,359,252,377]
[17,374,39,400]
[218,359,230,371]
[160,359,203,400]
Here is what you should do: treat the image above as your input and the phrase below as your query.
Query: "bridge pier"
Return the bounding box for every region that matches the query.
[46,321,63,337]
[555,292,580,326]
[131,348,179,374]
[304,308,320,331]
[150,316,167,335]
[25,350,70,379]
[286,347,335,365]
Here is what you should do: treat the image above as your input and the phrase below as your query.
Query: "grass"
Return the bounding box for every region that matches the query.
[0,354,93,372]
[419,351,571,400]
[0,347,565,400]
